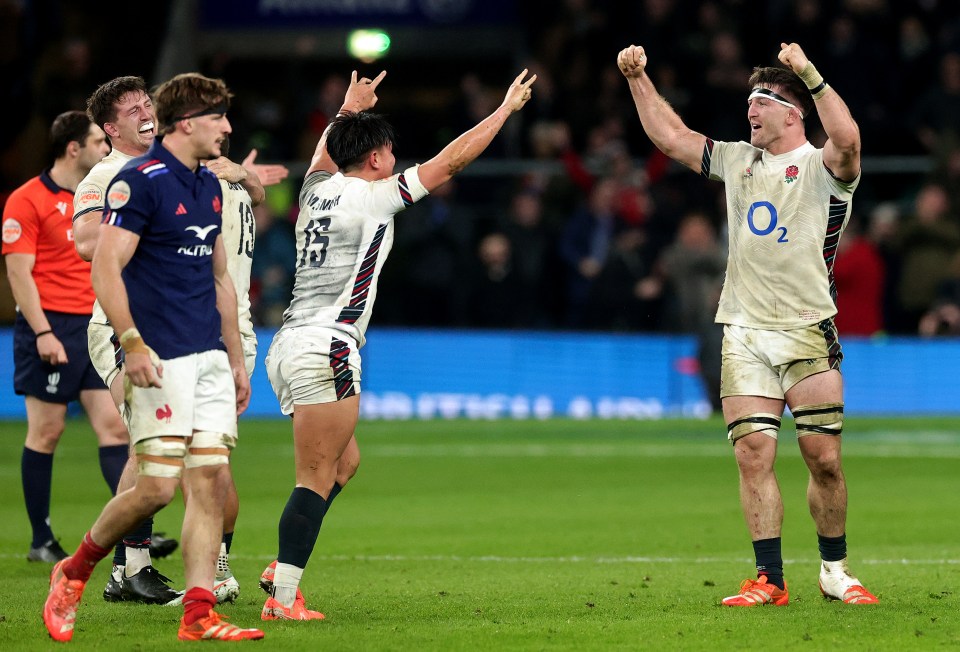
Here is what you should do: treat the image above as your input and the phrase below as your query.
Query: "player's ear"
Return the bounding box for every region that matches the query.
[103,122,120,139]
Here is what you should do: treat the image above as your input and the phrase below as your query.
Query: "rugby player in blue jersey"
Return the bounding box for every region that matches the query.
[42,73,263,643]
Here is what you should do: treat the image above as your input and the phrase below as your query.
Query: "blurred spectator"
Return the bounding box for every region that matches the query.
[467,233,523,328]
[833,216,885,336]
[250,203,296,327]
[910,51,960,153]
[559,177,620,328]
[658,211,726,409]
[866,201,902,333]
[918,252,960,336]
[392,180,474,326]
[499,189,562,327]
[894,182,960,331]
[585,227,662,331]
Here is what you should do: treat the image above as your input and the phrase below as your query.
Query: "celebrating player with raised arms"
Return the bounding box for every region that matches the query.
[617,41,877,606]
[258,68,536,620]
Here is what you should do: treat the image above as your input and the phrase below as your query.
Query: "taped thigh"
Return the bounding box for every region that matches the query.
[134,436,187,478]
[727,413,782,443]
[184,430,235,468]
[792,402,843,437]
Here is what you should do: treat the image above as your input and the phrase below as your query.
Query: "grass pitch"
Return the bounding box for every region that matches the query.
[1,416,959,650]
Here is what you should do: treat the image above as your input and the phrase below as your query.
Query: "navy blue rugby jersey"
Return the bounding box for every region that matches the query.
[102,140,224,359]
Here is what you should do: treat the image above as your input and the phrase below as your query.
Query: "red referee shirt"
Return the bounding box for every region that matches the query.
[2,170,95,314]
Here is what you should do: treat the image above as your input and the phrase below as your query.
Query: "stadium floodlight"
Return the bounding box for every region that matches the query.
[347,29,391,63]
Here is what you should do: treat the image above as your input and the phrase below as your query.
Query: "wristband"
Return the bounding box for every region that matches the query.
[119,328,161,366]
[798,62,830,100]
[35,329,53,339]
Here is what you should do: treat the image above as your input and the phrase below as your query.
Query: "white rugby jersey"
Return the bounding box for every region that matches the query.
[279,166,429,347]
[219,179,255,347]
[701,139,859,329]
[75,148,134,326]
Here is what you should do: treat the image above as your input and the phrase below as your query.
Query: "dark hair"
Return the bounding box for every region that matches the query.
[153,73,233,135]
[748,66,814,121]
[327,111,396,171]
[50,111,93,158]
[86,76,148,127]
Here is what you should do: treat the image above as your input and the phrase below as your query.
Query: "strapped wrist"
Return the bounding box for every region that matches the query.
[35,329,53,339]
[798,62,829,100]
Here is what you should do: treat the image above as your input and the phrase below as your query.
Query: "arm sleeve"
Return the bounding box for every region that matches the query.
[701,139,740,182]
[73,180,107,223]
[1,188,39,255]
[298,170,334,208]
[815,149,860,195]
[368,165,429,215]
[102,173,156,235]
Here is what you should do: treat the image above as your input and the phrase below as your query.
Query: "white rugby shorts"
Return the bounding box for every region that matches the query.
[719,320,842,399]
[242,333,257,378]
[265,326,362,416]
[88,320,122,389]
[125,349,238,443]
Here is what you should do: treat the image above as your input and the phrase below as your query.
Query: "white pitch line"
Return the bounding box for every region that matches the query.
[223,553,960,566]
[366,443,960,459]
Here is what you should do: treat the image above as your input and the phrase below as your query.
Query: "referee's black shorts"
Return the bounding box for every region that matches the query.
[13,311,106,403]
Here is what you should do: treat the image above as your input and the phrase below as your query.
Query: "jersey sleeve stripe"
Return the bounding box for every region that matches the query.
[72,205,104,222]
[700,138,714,178]
[397,173,414,206]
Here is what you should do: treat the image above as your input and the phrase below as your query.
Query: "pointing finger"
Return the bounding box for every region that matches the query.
[370,70,387,88]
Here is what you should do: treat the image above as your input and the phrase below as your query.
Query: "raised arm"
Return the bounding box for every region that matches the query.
[778,42,861,182]
[307,70,387,177]
[617,45,706,173]
[417,69,536,192]
[91,224,162,388]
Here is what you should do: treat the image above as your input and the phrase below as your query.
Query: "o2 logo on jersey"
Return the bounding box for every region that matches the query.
[747,201,788,243]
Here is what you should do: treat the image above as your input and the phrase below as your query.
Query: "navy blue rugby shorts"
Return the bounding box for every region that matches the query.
[13,311,106,403]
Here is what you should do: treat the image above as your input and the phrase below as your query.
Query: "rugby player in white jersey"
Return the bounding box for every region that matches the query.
[616,41,877,606]
[205,140,289,602]
[73,76,181,605]
[258,68,536,620]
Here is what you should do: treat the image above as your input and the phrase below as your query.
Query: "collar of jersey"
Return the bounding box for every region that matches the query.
[760,141,815,164]
[147,139,209,183]
[39,168,67,195]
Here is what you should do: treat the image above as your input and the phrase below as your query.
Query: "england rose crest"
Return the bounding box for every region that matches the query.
[785,165,799,183]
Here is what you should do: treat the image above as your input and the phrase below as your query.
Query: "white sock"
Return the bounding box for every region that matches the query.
[821,558,852,576]
[272,563,304,608]
[125,547,151,576]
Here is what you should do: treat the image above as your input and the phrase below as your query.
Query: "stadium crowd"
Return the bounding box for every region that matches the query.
[3,0,960,338]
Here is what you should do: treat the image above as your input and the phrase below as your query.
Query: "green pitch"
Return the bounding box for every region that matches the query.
[1,416,959,650]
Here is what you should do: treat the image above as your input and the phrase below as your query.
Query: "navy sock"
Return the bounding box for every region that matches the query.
[753,537,784,589]
[327,482,343,504]
[278,487,329,568]
[97,444,127,495]
[113,542,126,567]
[123,516,153,548]
[22,447,55,547]
[222,531,234,555]
[818,533,847,562]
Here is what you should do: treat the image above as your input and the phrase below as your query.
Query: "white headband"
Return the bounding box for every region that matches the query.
[748,88,803,119]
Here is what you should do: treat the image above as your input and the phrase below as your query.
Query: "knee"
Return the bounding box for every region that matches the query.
[733,436,775,476]
[134,481,177,513]
[26,423,65,452]
[806,448,843,481]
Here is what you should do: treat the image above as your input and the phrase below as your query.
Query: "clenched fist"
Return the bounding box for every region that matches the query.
[617,45,648,79]
[778,42,810,75]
